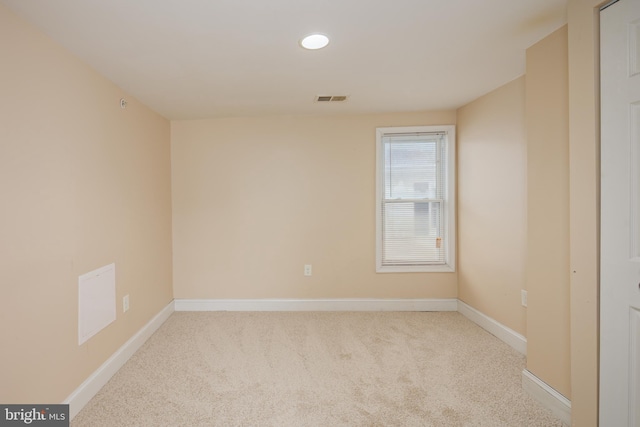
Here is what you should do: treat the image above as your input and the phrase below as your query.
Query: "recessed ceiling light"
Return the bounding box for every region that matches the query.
[300,34,329,50]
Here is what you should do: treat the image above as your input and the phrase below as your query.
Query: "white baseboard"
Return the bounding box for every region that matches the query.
[457,300,527,355]
[63,301,175,420]
[174,298,458,312]
[522,369,571,426]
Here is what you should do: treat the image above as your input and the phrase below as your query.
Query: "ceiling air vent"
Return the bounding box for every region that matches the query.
[315,95,349,102]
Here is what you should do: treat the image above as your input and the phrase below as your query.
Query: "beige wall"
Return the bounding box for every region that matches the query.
[171,112,457,299]
[568,0,602,424]
[457,77,527,336]
[525,26,571,399]
[0,5,173,403]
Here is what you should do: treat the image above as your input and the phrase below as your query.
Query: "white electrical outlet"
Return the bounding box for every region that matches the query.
[521,290,528,307]
[304,264,312,276]
[123,294,130,312]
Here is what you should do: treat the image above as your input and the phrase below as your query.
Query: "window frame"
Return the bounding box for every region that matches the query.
[375,125,456,273]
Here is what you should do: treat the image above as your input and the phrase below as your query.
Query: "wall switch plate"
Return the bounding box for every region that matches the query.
[521,290,527,307]
[123,294,130,312]
[304,265,312,276]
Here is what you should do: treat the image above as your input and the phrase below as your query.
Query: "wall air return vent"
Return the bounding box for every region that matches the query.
[315,95,349,102]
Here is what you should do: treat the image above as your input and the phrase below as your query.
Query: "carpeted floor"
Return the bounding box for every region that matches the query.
[71,312,564,426]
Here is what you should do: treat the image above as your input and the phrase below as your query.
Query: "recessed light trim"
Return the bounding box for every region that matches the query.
[300,33,329,50]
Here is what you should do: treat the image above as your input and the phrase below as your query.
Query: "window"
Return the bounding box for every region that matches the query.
[376,125,456,272]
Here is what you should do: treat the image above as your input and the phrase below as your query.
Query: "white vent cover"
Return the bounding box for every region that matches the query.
[315,95,349,102]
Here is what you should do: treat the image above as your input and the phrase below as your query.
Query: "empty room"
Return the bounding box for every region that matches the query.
[0,0,628,425]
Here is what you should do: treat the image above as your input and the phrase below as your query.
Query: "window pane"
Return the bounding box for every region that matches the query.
[376,125,455,272]
[382,201,444,265]
[384,140,438,200]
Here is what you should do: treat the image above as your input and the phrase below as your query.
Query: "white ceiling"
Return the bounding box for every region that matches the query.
[1,0,567,120]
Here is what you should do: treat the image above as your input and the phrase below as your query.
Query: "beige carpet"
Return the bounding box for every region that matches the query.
[71,312,564,426]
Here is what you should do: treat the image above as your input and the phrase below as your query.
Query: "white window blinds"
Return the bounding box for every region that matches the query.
[376,126,455,273]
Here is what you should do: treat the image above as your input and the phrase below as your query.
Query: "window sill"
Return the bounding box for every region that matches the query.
[376,264,456,273]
